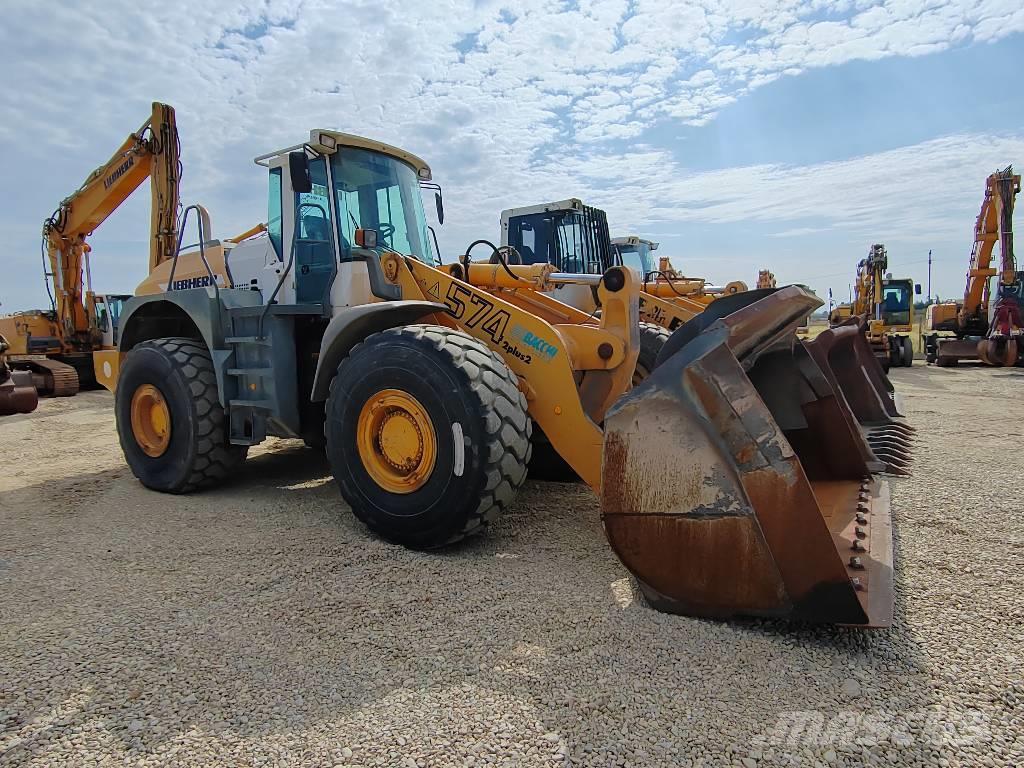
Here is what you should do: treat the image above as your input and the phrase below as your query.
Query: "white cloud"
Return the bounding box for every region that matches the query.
[0,0,1021,309]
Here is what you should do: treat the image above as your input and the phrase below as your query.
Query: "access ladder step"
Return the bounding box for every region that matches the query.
[224,335,271,345]
[228,399,275,410]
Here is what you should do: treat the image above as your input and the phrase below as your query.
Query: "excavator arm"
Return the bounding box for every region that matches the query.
[42,102,180,350]
[960,167,1019,328]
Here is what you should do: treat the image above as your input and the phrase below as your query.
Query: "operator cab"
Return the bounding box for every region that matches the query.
[501,199,613,274]
[611,236,658,276]
[879,278,915,326]
[93,294,131,347]
[228,131,440,315]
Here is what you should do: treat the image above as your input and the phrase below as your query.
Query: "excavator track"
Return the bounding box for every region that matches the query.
[13,358,80,397]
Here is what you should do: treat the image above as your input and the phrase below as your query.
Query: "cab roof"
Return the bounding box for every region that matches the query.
[254,130,432,181]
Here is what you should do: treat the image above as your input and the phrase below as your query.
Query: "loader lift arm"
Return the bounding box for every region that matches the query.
[42,102,180,350]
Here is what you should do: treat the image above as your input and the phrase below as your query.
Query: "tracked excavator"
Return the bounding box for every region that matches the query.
[97,107,904,626]
[829,244,920,370]
[0,103,180,396]
[926,167,1021,367]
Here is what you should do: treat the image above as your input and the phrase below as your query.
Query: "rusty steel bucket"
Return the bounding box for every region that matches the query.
[601,286,894,627]
[0,366,38,415]
[802,323,914,475]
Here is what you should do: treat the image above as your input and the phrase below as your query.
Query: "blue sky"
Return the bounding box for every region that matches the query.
[1,0,1022,313]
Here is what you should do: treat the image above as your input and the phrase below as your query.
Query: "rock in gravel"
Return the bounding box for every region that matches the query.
[1,368,1023,767]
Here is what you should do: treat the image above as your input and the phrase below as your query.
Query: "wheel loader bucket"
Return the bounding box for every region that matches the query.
[0,367,38,415]
[802,323,914,475]
[601,286,894,627]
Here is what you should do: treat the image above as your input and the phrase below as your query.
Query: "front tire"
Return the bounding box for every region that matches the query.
[900,336,914,367]
[634,323,671,385]
[116,337,247,493]
[325,325,531,549]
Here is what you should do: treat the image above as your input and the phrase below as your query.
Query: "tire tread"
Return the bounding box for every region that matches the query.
[328,324,531,545]
[136,337,245,493]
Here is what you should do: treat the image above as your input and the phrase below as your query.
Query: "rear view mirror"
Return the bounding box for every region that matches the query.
[914,283,922,295]
[435,192,444,226]
[289,151,312,194]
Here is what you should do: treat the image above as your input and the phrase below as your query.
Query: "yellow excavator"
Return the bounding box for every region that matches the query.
[91,103,905,627]
[0,103,180,396]
[926,167,1021,367]
[829,244,920,370]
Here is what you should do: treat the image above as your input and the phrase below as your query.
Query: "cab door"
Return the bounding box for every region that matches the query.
[293,157,335,307]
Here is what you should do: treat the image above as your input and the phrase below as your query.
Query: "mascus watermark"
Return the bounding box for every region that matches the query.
[751,708,991,749]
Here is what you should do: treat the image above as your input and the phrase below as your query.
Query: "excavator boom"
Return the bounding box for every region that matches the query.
[42,102,179,348]
[0,102,180,397]
[927,167,1021,366]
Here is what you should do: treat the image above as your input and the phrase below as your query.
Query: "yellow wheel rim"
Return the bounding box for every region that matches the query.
[130,384,171,458]
[357,389,437,494]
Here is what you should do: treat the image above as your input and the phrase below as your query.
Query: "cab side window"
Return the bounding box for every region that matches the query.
[268,167,283,260]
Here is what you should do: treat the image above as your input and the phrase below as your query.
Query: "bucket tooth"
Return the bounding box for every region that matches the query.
[602,286,894,627]
[802,324,914,475]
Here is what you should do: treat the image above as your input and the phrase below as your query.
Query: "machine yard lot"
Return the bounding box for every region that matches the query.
[1,366,1021,768]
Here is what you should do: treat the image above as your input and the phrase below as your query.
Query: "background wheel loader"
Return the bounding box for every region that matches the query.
[95,107,901,626]
[499,199,767,337]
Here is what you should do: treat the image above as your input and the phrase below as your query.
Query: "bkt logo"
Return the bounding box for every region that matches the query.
[510,325,558,359]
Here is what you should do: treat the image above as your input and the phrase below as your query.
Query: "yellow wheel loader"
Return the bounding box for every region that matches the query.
[97,113,902,626]
[498,200,760,337]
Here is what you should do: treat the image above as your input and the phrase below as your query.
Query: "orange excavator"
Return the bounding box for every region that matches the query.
[926,167,1022,367]
[0,103,180,394]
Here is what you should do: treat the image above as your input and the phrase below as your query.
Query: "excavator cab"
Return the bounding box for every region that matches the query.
[879,280,912,326]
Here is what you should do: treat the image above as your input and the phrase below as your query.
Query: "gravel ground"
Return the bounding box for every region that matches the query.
[1,365,1022,767]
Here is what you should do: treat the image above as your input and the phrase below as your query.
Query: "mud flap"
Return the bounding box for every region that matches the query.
[601,286,895,627]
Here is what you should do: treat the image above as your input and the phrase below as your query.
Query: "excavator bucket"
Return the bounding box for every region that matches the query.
[802,322,914,475]
[601,286,894,626]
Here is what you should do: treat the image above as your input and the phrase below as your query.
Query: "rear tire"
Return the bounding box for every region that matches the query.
[325,324,531,549]
[116,337,247,493]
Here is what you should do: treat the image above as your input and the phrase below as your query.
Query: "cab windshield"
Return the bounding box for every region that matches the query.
[614,242,654,275]
[880,282,911,325]
[329,147,434,262]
